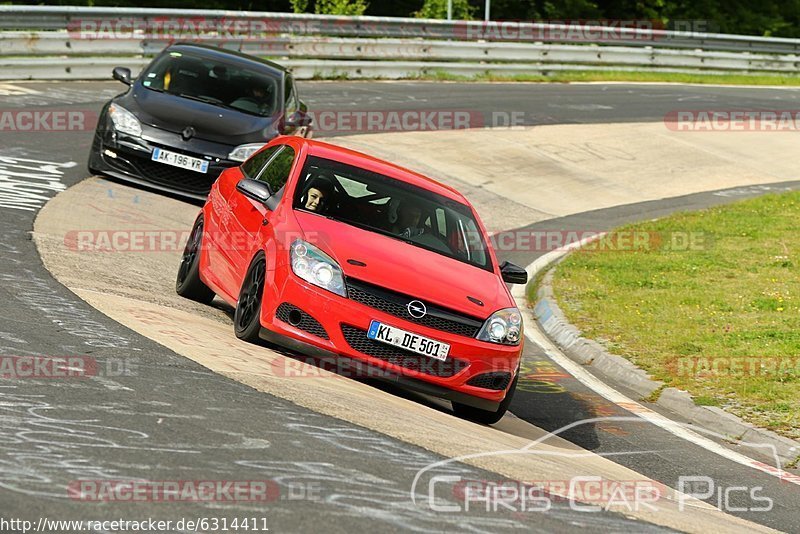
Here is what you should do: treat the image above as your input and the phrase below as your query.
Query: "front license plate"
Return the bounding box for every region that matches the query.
[367,320,450,361]
[151,147,209,174]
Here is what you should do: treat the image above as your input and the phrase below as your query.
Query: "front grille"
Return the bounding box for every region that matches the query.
[346,279,483,338]
[130,154,222,196]
[467,372,512,391]
[275,303,329,340]
[340,324,468,378]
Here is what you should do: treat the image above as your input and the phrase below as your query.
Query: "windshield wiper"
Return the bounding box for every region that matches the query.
[178,93,239,112]
[179,93,217,104]
[337,218,414,245]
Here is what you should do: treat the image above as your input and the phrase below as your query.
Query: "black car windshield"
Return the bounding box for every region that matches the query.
[140,51,279,117]
[294,156,492,271]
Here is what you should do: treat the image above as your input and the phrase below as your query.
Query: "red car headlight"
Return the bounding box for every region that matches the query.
[477,308,523,345]
[290,239,346,297]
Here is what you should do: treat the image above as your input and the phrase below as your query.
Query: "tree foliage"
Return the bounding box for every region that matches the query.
[12,0,800,37]
[314,0,369,15]
[413,0,476,20]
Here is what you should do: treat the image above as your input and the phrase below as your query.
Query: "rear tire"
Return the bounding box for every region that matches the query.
[452,372,519,425]
[176,216,215,304]
[234,254,267,343]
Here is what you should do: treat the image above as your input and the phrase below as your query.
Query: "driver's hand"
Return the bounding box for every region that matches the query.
[400,227,424,238]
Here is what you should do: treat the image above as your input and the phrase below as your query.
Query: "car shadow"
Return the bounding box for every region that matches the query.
[93,174,205,208]
[214,305,602,442]
[509,388,602,450]
[212,298,236,318]
[260,338,454,412]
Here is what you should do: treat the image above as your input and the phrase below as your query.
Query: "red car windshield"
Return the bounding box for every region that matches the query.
[294,156,493,271]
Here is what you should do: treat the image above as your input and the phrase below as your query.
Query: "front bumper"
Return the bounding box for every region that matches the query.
[260,273,522,410]
[89,123,240,201]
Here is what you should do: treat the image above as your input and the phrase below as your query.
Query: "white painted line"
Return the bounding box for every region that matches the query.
[0,83,41,96]
[515,237,800,487]
[91,375,134,392]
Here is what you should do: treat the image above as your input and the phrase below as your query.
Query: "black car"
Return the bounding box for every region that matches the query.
[88,43,313,200]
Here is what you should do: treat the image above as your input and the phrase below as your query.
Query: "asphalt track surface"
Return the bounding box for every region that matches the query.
[1,80,799,533]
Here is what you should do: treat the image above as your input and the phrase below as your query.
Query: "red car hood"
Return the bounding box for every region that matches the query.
[294,211,512,319]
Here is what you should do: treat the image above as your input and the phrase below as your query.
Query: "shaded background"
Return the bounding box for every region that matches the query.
[6,0,800,38]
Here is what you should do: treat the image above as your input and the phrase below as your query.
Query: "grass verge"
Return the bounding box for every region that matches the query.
[547,191,800,440]
[405,69,800,86]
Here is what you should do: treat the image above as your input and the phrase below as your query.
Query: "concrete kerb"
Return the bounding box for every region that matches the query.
[536,265,663,399]
[512,238,800,468]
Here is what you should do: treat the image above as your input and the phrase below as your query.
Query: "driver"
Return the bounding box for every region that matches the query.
[231,83,272,115]
[392,199,425,238]
[299,174,334,214]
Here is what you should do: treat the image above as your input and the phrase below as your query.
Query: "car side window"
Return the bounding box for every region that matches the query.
[434,208,447,238]
[256,145,296,193]
[241,145,280,179]
[284,75,298,115]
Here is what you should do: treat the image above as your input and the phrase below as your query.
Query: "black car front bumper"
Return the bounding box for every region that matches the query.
[89,122,243,201]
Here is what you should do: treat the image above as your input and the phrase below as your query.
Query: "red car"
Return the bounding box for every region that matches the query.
[176,136,528,424]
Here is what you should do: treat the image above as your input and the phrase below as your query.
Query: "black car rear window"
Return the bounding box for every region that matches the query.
[141,51,279,117]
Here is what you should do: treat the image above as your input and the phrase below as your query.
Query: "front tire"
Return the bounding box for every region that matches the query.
[234,254,267,343]
[176,216,215,304]
[452,372,519,425]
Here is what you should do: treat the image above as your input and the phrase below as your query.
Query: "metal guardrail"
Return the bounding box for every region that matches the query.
[1,6,799,80]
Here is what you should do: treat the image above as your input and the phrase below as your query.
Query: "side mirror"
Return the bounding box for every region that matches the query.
[236,178,274,208]
[112,67,132,86]
[285,110,313,128]
[499,261,528,285]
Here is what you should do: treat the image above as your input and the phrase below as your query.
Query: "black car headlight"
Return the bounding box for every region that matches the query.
[108,104,142,137]
[290,240,346,297]
[228,143,266,163]
[477,308,522,345]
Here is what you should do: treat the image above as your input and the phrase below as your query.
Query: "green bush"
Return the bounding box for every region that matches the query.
[316,0,369,15]
[413,0,475,20]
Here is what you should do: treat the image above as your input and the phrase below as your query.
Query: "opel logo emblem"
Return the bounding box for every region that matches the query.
[181,126,195,140]
[407,300,427,319]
